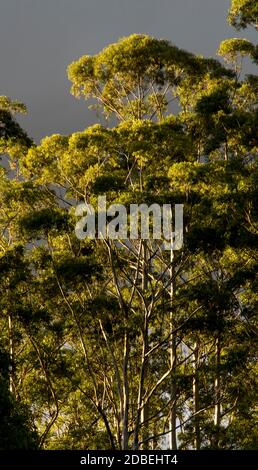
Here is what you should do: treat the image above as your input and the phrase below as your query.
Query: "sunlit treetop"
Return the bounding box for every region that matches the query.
[218,38,255,63]
[67,34,233,122]
[228,0,258,30]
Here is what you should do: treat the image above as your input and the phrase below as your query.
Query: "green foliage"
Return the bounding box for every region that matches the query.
[228,0,258,30]
[0,348,38,449]
[0,9,257,451]
[67,34,232,122]
[218,38,255,63]
[0,96,32,156]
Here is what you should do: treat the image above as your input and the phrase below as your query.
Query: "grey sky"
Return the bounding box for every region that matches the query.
[0,0,256,142]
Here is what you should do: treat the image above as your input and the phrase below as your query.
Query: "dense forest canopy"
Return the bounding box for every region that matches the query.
[0,0,257,450]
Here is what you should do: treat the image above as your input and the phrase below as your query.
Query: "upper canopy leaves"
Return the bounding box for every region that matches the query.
[218,38,255,63]
[228,0,258,30]
[0,96,32,159]
[67,34,233,122]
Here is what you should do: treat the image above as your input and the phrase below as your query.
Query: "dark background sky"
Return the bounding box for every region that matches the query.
[0,0,256,142]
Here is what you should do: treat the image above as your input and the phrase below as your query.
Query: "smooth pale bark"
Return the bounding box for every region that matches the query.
[121,330,130,450]
[133,242,149,450]
[141,242,149,450]
[193,340,201,450]
[8,313,14,395]
[133,333,148,450]
[169,335,177,450]
[214,337,221,449]
[169,249,177,450]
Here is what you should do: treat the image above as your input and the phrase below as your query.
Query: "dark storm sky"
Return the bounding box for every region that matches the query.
[0,0,256,142]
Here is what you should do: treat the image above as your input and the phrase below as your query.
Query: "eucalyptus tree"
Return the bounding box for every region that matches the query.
[228,0,258,30]
[0,97,41,448]
[1,1,255,450]
[21,33,248,450]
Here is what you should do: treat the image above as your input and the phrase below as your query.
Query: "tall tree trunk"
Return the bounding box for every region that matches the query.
[169,335,177,450]
[133,336,148,450]
[121,330,130,450]
[133,242,149,450]
[169,249,177,450]
[8,313,14,395]
[214,336,221,449]
[224,140,229,162]
[193,340,201,450]
[140,241,149,450]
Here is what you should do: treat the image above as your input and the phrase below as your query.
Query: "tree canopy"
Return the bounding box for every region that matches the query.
[0,0,257,451]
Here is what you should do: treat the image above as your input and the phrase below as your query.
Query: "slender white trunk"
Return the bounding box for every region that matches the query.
[214,337,221,449]
[121,330,130,449]
[141,242,149,450]
[169,249,177,450]
[133,242,149,450]
[8,313,14,395]
[193,340,201,450]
